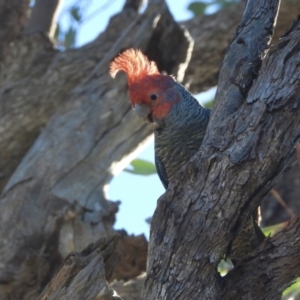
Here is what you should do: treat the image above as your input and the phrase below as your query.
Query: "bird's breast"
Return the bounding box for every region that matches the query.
[155,123,204,183]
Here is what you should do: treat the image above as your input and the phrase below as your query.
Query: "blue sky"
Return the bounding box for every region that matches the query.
[60,1,196,46]
[59,0,216,238]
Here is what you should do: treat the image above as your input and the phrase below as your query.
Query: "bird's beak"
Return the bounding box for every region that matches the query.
[133,103,160,130]
[133,103,151,118]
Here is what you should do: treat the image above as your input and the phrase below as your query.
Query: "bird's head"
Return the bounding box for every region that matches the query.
[110,49,179,129]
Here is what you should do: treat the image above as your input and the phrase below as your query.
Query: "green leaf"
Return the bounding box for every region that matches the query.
[124,159,157,176]
[54,23,60,40]
[187,2,209,16]
[204,98,214,109]
[64,27,76,49]
[283,278,300,297]
[262,222,286,236]
[70,6,81,22]
[217,259,233,276]
[218,0,236,9]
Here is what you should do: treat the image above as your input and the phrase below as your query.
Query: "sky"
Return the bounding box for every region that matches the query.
[59,0,216,239]
[60,1,196,45]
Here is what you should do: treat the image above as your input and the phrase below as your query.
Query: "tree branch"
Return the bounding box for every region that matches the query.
[0,0,190,194]
[38,236,122,300]
[0,0,298,195]
[0,1,300,298]
[261,161,300,226]
[25,0,62,38]
[0,0,30,62]
[224,217,300,300]
[209,0,279,123]
[143,1,300,299]
[112,274,146,300]
[123,0,144,12]
[183,0,300,93]
[111,232,148,282]
[135,222,300,300]
[0,0,191,299]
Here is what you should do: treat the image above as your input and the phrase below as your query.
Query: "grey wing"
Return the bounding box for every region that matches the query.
[155,153,168,190]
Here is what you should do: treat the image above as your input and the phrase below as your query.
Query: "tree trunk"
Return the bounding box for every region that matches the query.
[143,0,300,298]
[0,0,191,298]
[37,236,122,300]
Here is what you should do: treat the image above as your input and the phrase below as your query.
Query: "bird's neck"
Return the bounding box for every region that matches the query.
[160,84,210,131]
[154,85,210,184]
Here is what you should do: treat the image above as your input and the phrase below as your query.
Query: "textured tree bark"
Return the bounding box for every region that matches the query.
[261,159,300,226]
[224,217,300,300]
[183,0,300,227]
[0,0,30,61]
[143,1,300,299]
[37,236,122,300]
[0,0,191,299]
[25,0,63,38]
[112,274,146,300]
[111,232,148,282]
[182,0,300,93]
[1,0,298,195]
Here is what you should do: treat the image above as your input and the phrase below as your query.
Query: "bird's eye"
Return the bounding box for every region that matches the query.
[150,94,158,101]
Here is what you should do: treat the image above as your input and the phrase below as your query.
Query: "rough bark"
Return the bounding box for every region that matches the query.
[144,1,300,299]
[182,0,300,93]
[224,217,300,300]
[37,236,122,300]
[112,274,146,300]
[0,0,298,195]
[0,0,300,299]
[0,0,300,232]
[25,0,63,38]
[0,0,191,299]
[261,159,300,226]
[111,232,148,282]
[183,0,300,226]
[113,217,300,300]
[0,0,30,62]
[0,0,191,193]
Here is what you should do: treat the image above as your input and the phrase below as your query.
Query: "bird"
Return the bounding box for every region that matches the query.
[109,48,264,261]
[110,48,210,189]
